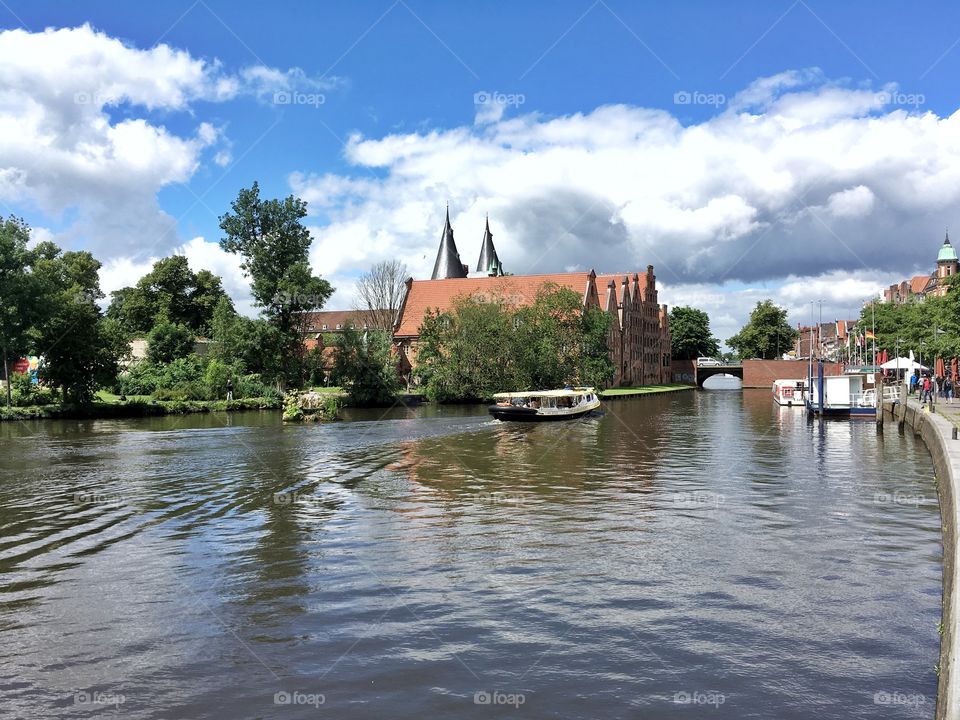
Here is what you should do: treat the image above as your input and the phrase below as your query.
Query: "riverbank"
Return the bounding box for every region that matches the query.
[0,397,282,421]
[884,397,960,720]
[599,383,695,398]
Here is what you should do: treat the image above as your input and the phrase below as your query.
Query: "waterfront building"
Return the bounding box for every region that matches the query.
[884,232,959,303]
[393,211,671,387]
[795,319,858,361]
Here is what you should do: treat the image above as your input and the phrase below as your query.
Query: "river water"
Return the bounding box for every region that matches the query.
[0,390,942,719]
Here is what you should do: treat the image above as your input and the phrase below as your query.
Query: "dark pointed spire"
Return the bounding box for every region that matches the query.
[476,214,502,275]
[431,205,467,279]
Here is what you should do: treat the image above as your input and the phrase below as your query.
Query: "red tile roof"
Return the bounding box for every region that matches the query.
[910,275,932,295]
[395,273,597,338]
[301,309,366,333]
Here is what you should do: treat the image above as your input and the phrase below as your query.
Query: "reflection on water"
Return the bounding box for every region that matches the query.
[702,373,743,390]
[0,390,941,719]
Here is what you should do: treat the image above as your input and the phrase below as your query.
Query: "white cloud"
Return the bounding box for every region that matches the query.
[291,72,960,337]
[826,185,876,218]
[0,24,337,256]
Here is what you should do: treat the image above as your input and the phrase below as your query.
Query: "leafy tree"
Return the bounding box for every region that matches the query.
[330,327,400,405]
[209,296,281,377]
[147,319,195,364]
[416,296,522,402]
[414,286,613,402]
[106,255,231,337]
[0,217,41,407]
[861,292,960,363]
[219,182,332,388]
[579,304,615,389]
[31,243,125,404]
[727,300,798,360]
[669,306,720,360]
[514,286,583,388]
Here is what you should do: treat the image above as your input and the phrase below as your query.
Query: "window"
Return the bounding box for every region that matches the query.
[321,324,327,330]
[336,324,342,330]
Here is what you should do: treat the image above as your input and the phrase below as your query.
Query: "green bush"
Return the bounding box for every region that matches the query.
[204,359,232,400]
[237,373,281,402]
[8,372,57,407]
[282,394,304,422]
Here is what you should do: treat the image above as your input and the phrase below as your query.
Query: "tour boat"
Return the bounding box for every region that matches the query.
[488,387,601,422]
[772,379,806,407]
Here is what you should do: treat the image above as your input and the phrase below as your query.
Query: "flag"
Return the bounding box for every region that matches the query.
[865,330,876,340]
[909,349,915,363]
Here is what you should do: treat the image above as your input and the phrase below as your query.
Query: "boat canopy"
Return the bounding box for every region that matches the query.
[492,387,595,399]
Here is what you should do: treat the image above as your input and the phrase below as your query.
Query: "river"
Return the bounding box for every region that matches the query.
[0,390,942,718]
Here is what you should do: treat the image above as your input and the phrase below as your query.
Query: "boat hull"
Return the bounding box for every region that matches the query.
[805,400,876,417]
[488,404,599,422]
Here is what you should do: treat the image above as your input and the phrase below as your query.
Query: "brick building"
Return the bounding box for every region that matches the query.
[884,232,959,303]
[795,319,857,361]
[393,211,671,387]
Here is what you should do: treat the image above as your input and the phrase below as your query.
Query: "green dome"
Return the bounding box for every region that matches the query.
[939,237,958,262]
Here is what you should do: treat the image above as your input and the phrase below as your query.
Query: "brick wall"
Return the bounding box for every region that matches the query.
[742,359,842,388]
[672,359,696,385]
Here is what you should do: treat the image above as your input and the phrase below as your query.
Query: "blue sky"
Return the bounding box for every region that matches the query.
[3,1,960,341]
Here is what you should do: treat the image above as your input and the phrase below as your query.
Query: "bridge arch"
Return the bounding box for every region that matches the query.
[696,365,744,387]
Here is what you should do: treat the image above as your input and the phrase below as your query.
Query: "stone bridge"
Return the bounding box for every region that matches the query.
[695,364,744,387]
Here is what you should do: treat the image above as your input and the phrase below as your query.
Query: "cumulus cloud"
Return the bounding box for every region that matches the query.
[0,24,336,257]
[292,71,960,345]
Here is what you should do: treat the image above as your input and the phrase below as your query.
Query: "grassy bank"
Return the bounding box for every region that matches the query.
[0,396,282,421]
[600,383,695,398]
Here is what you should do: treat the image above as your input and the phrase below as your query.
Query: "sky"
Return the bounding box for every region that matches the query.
[3,1,960,345]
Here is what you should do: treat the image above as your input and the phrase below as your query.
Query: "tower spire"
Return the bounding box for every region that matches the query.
[476,214,502,275]
[430,205,467,279]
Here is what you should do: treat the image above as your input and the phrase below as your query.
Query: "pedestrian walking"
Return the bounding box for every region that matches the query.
[946,376,954,405]
[922,375,933,406]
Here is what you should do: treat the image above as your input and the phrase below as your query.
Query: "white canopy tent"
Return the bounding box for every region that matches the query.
[879,357,928,371]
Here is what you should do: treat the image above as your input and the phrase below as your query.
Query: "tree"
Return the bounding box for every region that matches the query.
[513,286,582,388]
[330,327,400,405]
[219,182,332,388]
[0,217,40,408]
[415,296,522,402]
[669,306,720,360]
[414,286,613,402]
[209,296,281,376]
[31,243,126,404]
[862,292,960,363]
[354,259,409,331]
[727,300,798,360]
[147,319,195,364]
[579,304,615,389]
[106,255,231,337]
